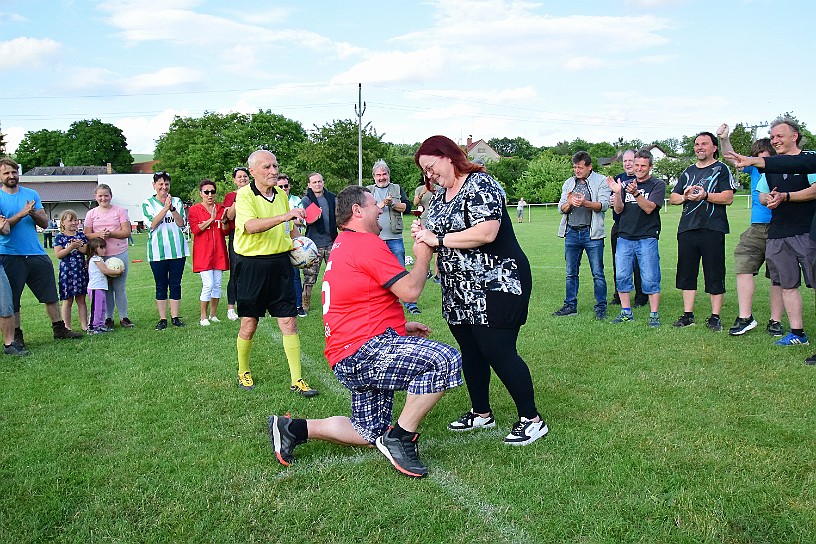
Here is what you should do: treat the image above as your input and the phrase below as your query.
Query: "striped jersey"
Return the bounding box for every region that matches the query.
[142,195,191,261]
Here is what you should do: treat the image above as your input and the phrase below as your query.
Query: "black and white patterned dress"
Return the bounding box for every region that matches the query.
[425,172,531,328]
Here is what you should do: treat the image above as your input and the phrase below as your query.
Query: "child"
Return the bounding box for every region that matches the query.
[86,238,123,334]
[54,210,89,331]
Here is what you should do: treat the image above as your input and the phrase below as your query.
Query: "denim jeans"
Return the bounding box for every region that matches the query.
[615,237,661,294]
[564,226,606,311]
[385,238,406,265]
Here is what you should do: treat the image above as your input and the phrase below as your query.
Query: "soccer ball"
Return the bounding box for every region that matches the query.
[105,257,125,271]
[404,255,414,266]
[289,236,319,269]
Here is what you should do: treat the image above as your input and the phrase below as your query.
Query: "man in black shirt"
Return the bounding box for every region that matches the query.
[607,150,666,326]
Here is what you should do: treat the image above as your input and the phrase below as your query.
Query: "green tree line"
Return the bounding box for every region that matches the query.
[11,111,814,204]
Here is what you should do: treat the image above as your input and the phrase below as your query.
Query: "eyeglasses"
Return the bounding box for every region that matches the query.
[278,184,290,189]
[202,190,217,195]
[153,171,170,181]
[421,159,438,179]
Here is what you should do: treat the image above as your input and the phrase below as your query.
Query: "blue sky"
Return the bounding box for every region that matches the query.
[1,0,813,156]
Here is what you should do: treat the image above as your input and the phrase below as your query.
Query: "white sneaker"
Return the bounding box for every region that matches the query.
[227,309,239,321]
[208,315,220,323]
[448,410,496,431]
[200,318,210,326]
[504,417,548,446]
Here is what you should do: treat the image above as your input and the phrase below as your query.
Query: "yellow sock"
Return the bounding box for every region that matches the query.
[282,334,302,385]
[237,337,252,374]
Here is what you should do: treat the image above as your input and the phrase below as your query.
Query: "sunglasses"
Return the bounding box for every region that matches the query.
[278,183,290,189]
[233,167,249,175]
[202,190,217,195]
[153,171,170,181]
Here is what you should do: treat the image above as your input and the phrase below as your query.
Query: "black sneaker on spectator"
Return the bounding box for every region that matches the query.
[4,343,29,356]
[552,305,577,317]
[672,314,695,327]
[14,328,25,348]
[105,318,115,329]
[805,353,816,366]
[707,315,723,332]
[729,316,757,336]
[155,319,168,331]
[448,410,495,431]
[171,317,185,327]
[297,307,307,318]
[504,417,549,446]
[767,320,784,337]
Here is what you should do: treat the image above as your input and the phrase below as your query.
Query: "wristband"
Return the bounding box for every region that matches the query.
[787,192,791,202]
[703,191,708,201]
[437,234,445,249]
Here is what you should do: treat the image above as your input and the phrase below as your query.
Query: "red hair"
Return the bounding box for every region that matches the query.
[414,135,486,190]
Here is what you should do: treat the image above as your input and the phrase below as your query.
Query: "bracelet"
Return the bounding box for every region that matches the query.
[170,206,177,212]
[787,192,791,202]
[703,191,709,201]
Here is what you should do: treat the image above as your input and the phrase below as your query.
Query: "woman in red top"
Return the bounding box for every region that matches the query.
[188,179,229,326]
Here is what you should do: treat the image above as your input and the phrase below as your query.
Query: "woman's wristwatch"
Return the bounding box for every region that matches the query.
[437,234,445,250]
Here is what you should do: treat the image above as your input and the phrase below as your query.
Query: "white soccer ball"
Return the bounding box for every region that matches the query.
[404,255,414,266]
[105,257,125,271]
[289,236,319,269]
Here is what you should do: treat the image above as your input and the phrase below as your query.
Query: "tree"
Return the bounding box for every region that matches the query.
[487,137,539,160]
[14,129,67,170]
[588,142,616,160]
[486,156,529,199]
[0,127,6,156]
[727,123,753,156]
[154,110,307,200]
[653,156,689,187]
[295,119,389,195]
[63,119,133,173]
[513,152,573,203]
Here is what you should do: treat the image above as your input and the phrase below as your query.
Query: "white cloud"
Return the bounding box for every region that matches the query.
[0,11,28,22]
[121,67,203,92]
[0,37,61,69]
[62,67,120,90]
[331,47,449,85]
[3,126,26,156]
[116,109,187,153]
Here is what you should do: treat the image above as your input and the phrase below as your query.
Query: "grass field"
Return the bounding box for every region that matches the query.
[2,202,815,543]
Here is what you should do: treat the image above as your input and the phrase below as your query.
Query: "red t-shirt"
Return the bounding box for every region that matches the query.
[323,230,408,367]
[188,202,229,272]
[222,191,237,235]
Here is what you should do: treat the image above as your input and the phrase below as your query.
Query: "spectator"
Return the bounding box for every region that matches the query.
[141,172,190,330]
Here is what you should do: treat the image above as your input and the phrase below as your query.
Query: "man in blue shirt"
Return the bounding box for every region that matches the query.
[0,158,82,348]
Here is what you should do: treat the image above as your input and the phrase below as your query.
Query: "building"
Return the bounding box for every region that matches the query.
[465,136,501,163]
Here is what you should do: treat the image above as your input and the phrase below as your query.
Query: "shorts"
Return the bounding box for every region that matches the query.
[675,229,726,294]
[0,254,59,312]
[0,264,14,317]
[332,328,462,443]
[733,224,770,276]
[615,237,661,294]
[765,234,816,289]
[234,253,295,318]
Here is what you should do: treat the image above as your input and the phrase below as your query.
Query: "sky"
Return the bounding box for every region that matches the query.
[1,0,814,157]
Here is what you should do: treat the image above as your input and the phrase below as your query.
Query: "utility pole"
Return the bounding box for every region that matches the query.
[745,122,769,140]
[355,83,366,186]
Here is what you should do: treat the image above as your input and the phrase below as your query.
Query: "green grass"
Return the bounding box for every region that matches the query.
[2,203,815,543]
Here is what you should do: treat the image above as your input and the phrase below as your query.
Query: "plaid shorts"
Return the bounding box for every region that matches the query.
[333,328,462,443]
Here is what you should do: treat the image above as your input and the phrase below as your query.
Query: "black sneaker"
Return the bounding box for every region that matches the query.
[729,316,757,336]
[171,317,185,327]
[594,308,607,321]
[53,323,83,339]
[375,428,428,478]
[155,319,168,331]
[805,353,816,366]
[296,307,307,318]
[503,417,549,446]
[14,328,25,349]
[672,314,695,327]
[105,318,115,329]
[633,295,649,308]
[3,343,29,356]
[707,315,723,332]
[552,305,577,317]
[767,320,784,337]
[268,415,305,467]
[448,410,496,431]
